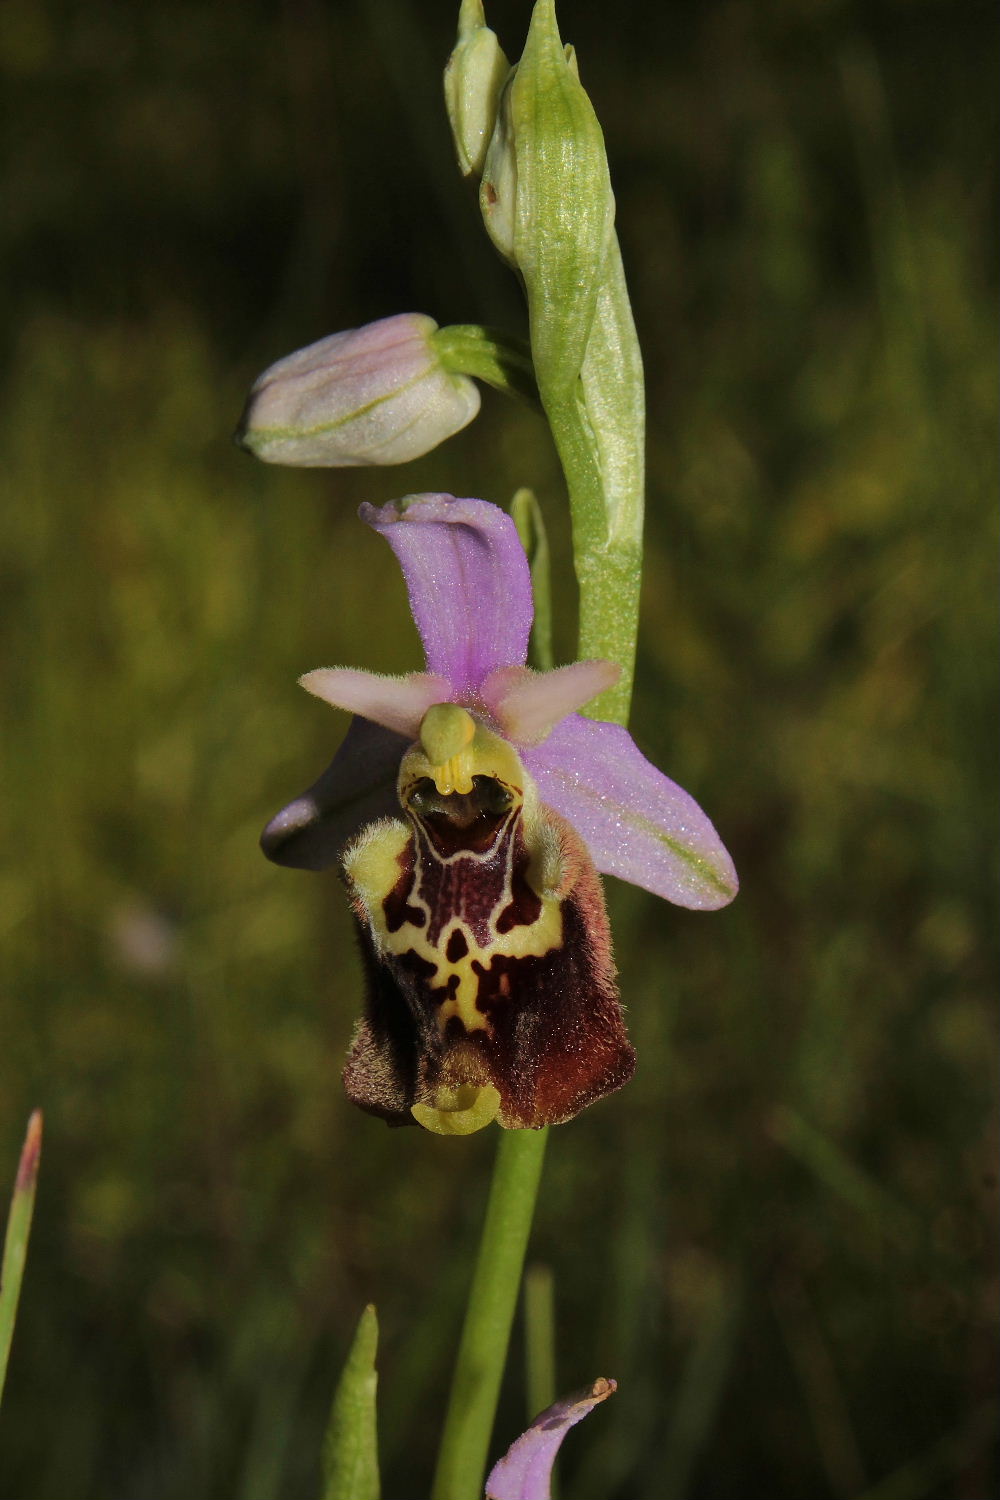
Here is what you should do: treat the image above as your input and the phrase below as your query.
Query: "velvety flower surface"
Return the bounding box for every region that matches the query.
[263,494,736,1132]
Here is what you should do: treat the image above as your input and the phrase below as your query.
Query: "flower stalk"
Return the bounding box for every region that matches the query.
[430,1127,549,1500]
[432,325,540,411]
[430,2,652,1485]
[428,502,640,1495]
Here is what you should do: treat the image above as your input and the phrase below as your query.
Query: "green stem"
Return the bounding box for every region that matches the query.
[431,27,645,1495]
[433,325,541,411]
[430,1127,549,1500]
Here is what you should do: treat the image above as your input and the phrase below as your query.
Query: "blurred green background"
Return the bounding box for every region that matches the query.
[1,0,996,1496]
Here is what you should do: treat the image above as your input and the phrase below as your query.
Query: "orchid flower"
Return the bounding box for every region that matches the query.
[262,494,736,1133]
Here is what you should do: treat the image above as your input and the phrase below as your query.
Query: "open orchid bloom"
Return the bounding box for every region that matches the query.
[485,1378,616,1500]
[262,494,737,1132]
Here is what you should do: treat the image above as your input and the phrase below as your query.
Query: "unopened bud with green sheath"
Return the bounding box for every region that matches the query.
[478,0,614,397]
[444,0,510,180]
[236,313,480,467]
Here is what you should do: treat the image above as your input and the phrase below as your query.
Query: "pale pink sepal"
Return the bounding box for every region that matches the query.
[485,1379,617,1500]
[299,667,451,738]
[481,660,621,746]
[524,716,739,911]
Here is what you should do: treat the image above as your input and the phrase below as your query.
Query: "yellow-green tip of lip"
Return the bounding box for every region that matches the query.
[411,1083,501,1135]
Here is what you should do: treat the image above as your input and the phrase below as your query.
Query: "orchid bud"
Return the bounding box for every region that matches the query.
[444,0,510,180]
[236,313,480,467]
[478,0,615,395]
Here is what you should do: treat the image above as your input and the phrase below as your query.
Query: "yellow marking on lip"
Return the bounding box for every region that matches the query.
[345,818,564,1038]
[345,734,569,1039]
[408,891,562,1035]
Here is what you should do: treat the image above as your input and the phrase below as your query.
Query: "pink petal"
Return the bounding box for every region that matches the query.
[524,717,738,910]
[481,661,621,745]
[299,667,451,738]
[361,495,533,696]
[485,1379,616,1500]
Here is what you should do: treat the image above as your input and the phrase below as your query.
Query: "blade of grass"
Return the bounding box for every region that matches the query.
[0,1110,43,1407]
[652,1272,741,1500]
[771,1274,868,1498]
[769,1105,919,1247]
[852,1401,998,1500]
[322,1303,381,1500]
[523,1263,556,1425]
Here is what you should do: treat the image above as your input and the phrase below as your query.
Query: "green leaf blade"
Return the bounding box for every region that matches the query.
[0,1110,43,1409]
[321,1303,381,1500]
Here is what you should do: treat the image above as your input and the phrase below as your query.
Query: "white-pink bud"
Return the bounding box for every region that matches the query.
[236,313,480,467]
